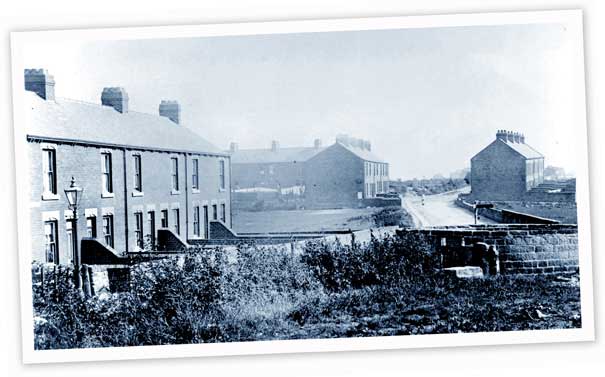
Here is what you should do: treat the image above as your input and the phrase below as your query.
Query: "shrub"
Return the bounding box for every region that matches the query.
[300,232,436,292]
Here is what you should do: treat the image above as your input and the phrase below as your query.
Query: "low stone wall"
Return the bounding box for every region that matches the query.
[455,197,560,224]
[398,224,579,275]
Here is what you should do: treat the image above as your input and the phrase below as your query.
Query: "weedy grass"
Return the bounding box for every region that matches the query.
[32,233,580,349]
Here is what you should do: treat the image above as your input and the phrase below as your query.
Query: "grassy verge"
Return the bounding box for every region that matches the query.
[32,233,580,349]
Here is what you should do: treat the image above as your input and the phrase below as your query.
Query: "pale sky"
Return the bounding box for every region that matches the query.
[21,23,584,179]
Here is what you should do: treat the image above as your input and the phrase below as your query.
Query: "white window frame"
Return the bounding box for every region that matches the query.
[41,144,59,200]
[170,156,180,194]
[132,153,144,196]
[101,151,114,198]
[191,158,200,192]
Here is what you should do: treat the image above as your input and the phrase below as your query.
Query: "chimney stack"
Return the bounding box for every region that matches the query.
[230,142,239,153]
[24,69,55,101]
[159,100,181,124]
[364,140,372,151]
[336,134,350,146]
[314,139,322,149]
[507,131,515,143]
[101,87,129,113]
[271,140,279,152]
[496,130,507,141]
[513,132,521,143]
[520,133,525,143]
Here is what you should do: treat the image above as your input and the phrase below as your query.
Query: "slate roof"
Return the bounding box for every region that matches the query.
[230,146,327,164]
[230,142,386,164]
[499,139,543,159]
[472,138,544,161]
[337,142,385,163]
[24,91,225,156]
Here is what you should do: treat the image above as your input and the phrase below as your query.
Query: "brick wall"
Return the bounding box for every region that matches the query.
[304,143,365,208]
[29,140,231,264]
[400,224,579,275]
[470,140,531,201]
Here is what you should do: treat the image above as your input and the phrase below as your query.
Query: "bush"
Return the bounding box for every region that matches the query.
[300,232,436,292]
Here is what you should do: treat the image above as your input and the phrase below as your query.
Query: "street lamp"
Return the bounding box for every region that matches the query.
[64,176,83,289]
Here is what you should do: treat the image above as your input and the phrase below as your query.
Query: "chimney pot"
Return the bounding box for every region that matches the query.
[496,130,507,141]
[101,87,129,113]
[24,68,55,101]
[159,100,181,124]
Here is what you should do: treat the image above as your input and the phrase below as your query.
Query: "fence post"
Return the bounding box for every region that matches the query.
[39,266,45,295]
[81,264,91,298]
[88,266,95,296]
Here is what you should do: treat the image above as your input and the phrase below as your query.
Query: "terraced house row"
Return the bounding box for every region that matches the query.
[24,69,232,265]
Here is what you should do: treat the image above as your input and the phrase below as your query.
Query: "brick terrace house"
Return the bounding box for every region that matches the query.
[469,130,544,202]
[304,135,390,208]
[230,134,390,209]
[24,69,232,265]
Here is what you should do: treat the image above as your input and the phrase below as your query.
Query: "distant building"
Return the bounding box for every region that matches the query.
[469,130,544,201]
[24,69,232,266]
[230,134,391,209]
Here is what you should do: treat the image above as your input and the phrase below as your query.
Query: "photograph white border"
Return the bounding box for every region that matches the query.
[10,9,594,364]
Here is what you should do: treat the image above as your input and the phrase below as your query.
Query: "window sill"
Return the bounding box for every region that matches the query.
[101,192,115,198]
[171,189,181,195]
[191,188,200,194]
[132,191,144,197]
[41,192,60,201]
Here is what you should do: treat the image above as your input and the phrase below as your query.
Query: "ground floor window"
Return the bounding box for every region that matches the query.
[134,212,143,249]
[172,208,180,235]
[212,204,218,221]
[102,215,114,248]
[193,206,200,236]
[220,203,226,223]
[44,220,58,264]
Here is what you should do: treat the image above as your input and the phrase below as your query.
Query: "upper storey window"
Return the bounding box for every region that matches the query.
[171,157,179,192]
[102,152,113,195]
[42,148,57,197]
[219,160,226,190]
[192,158,199,190]
[133,154,142,192]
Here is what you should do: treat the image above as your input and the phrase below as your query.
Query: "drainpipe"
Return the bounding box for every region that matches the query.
[229,155,233,228]
[122,148,129,253]
[184,153,189,239]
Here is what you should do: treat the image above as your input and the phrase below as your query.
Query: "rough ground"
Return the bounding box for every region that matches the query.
[232,207,383,233]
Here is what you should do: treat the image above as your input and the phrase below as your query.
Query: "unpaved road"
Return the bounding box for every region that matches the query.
[402,188,498,227]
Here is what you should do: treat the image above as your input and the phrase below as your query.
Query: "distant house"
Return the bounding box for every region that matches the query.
[24,69,232,266]
[469,130,544,201]
[230,135,391,209]
[229,139,324,191]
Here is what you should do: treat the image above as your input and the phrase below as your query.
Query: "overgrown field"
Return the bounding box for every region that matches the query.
[32,233,581,349]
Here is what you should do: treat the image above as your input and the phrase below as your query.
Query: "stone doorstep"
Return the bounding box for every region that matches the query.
[442,266,484,279]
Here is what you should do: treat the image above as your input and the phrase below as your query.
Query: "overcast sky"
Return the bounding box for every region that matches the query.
[21,23,583,179]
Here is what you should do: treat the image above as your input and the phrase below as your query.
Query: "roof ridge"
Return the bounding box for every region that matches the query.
[55,96,167,119]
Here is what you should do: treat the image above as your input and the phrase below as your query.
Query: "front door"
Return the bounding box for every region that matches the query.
[203,205,209,239]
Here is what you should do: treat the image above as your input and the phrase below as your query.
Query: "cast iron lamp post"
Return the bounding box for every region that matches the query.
[64,176,83,289]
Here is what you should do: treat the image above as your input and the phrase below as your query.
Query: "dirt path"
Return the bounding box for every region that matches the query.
[402,188,498,227]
